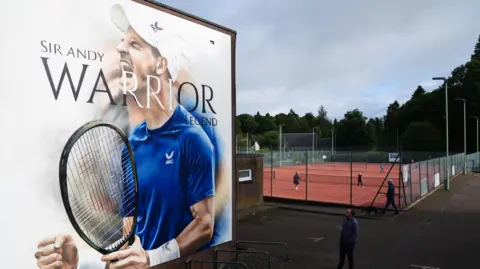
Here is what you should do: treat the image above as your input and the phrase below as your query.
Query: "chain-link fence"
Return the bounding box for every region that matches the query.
[262,150,479,209]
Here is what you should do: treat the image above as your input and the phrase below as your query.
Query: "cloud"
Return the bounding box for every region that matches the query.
[156,0,480,119]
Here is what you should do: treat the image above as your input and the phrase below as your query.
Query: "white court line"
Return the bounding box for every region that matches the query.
[410,265,439,269]
[308,237,324,242]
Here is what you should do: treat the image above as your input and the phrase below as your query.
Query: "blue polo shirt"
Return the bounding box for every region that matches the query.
[183,98,230,247]
[123,104,215,251]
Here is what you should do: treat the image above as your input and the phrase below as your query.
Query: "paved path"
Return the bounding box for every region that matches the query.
[237,173,480,269]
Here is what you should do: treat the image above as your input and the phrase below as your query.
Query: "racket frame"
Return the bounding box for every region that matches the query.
[59,120,139,255]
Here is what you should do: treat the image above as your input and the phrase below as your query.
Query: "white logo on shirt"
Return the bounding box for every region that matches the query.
[165,151,174,164]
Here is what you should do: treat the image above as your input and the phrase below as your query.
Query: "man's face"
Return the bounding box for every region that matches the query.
[116,26,158,93]
[346,209,352,217]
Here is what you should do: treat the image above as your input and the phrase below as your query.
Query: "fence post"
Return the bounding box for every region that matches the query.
[419,161,422,196]
[409,163,413,202]
[427,159,430,193]
[444,156,447,181]
[270,149,273,197]
[350,152,353,205]
[305,151,308,201]
[437,157,440,181]
[398,156,401,208]
[398,152,403,208]
[446,156,448,181]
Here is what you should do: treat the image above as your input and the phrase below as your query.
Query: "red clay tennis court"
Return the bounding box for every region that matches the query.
[262,153,470,209]
[263,162,403,208]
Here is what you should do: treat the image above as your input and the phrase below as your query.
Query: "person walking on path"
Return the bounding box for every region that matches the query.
[357,172,364,188]
[293,172,301,191]
[382,178,399,215]
[337,208,358,269]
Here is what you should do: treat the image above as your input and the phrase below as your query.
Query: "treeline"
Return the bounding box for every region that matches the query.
[236,35,480,153]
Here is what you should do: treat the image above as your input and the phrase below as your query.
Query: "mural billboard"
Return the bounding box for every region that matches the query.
[2,0,235,268]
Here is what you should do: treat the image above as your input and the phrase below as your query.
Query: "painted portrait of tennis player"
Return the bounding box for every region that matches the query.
[34,2,232,269]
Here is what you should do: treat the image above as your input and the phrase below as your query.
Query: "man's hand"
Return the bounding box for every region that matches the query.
[35,234,79,269]
[101,236,148,269]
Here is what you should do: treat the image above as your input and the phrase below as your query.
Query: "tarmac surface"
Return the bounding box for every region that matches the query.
[236,173,480,269]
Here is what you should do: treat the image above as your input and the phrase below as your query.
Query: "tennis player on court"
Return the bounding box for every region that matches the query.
[357,172,363,188]
[293,172,301,191]
[35,4,216,268]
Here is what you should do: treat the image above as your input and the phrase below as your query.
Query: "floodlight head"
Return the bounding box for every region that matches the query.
[454,98,467,102]
[432,77,446,81]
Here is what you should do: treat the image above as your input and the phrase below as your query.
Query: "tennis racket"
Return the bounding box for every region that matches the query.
[59,120,139,258]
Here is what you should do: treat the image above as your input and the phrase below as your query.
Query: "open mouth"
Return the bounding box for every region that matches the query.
[120,60,133,78]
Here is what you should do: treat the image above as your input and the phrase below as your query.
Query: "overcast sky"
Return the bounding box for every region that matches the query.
[156,0,480,119]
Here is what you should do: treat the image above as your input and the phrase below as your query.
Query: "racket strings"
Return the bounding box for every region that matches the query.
[66,126,136,251]
[68,131,134,212]
[68,130,125,215]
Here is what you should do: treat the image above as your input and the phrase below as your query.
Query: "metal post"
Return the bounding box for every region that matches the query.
[426,160,430,192]
[419,161,422,196]
[246,132,249,154]
[334,133,337,155]
[445,82,450,187]
[464,101,467,174]
[279,125,282,167]
[312,127,315,165]
[477,118,479,164]
[270,149,273,196]
[349,152,353,205]
[331,124,334,157]
[305,152,308,201]
[433,77,449,190]
[455,98,467,174]
[409,163,413,202]
[477,118,479,166]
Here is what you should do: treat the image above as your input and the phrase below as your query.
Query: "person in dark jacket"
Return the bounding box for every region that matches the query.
[357,172,363,188]
[337,208,358,269]
[293,172,301,191]
[382,179,399,215]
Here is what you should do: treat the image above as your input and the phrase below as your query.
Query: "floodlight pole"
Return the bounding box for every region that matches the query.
[433,77,449,190]
[455,98,467,174]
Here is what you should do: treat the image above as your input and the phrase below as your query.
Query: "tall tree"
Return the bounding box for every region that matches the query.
[472,34,480,61]
[411,85,426,100]
[384,101,400,150]
[335,109,373,148]
[237,114,257,134]
[401,122,442,151]
[316,105,333,137]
